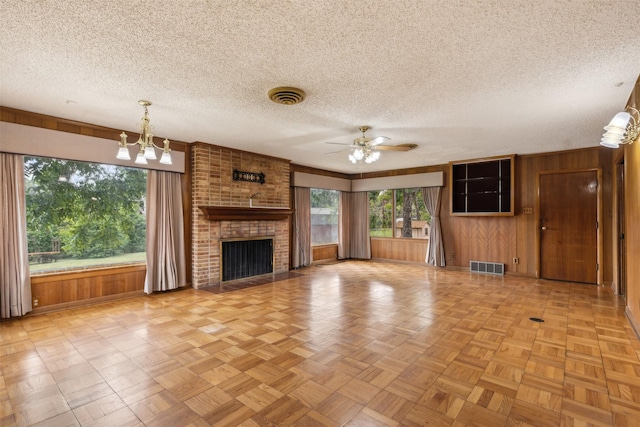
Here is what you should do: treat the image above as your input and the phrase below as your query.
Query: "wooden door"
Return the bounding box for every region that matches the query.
[540,171,598,284]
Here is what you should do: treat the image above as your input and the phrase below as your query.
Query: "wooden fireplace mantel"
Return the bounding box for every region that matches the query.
[199,206,293,221]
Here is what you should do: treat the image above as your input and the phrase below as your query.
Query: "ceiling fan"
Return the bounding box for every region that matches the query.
[325,126,417,164]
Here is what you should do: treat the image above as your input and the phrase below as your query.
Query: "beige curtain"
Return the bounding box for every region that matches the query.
[338,191,350,259]
[144,170,186,294]
[339,191,371,259]
[292,187,311,268]
[422,186,446,267]
[0,153,32,318]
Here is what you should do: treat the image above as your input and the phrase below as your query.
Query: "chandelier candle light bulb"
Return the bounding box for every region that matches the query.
[116,100,172,165]
[116,133,131,160]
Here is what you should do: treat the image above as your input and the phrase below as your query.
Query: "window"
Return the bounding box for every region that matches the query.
[310,188,339,245]
[369,190,393,237]
[369,188,430,239]
[395,188,430,238]
[24,156,147,274]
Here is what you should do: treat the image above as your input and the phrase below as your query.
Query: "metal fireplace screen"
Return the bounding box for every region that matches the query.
[221,238,273,281]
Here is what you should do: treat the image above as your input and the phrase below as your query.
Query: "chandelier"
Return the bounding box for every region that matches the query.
[600,106,639,149]
[116,100,172,165]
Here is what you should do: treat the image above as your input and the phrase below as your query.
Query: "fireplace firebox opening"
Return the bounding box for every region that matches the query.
[220,237,274,282]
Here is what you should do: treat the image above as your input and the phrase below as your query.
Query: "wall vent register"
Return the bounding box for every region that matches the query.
[470,260,505,275]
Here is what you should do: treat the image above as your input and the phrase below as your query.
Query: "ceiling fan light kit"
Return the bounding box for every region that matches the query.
[349,146,380,164]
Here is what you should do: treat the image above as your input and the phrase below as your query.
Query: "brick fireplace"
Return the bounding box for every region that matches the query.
[191,143,291,288]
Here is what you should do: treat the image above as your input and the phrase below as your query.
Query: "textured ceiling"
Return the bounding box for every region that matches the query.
[1,1,639,173]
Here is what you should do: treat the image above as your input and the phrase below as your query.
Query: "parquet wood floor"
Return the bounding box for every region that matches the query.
[1,260,639,426]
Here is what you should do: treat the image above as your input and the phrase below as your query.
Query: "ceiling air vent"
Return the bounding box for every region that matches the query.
[268,87,306,105]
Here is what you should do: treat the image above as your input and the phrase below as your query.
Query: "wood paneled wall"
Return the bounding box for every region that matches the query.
[623,79,640,335]
[312,244,338,262]
[371,238,428,263]
[443,215,517,272]
[625,134,640,334]
[514,148,613,280]
[440,149,613,279]
[30,265,146,313]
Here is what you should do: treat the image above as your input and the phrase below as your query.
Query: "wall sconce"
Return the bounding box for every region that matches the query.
[116,100,172,165]
[600,106,639,149]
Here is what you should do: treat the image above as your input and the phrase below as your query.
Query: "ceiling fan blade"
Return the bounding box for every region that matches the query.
[370,136,390,146]
[324,141,352,146]
[375,143,418,152]
[325,147,352,154]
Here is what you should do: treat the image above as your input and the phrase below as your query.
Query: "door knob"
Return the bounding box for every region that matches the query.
[541,226,547,230]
